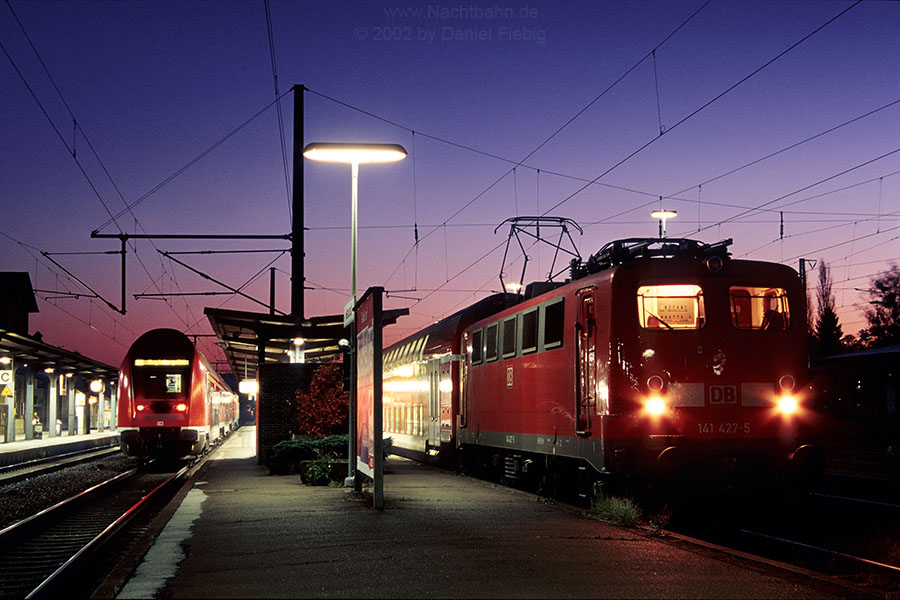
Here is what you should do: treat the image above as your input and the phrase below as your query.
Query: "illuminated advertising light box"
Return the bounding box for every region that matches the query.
[355,287,384,509]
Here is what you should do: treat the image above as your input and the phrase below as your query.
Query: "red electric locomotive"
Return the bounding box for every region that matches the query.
[118,328,239,459]
[384,238,822,493]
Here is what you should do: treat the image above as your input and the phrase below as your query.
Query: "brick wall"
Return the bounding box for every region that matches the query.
[257,363,321,465]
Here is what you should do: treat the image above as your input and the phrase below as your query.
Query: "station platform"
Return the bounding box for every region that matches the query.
[111,426,862,599]
[0,430,120,467]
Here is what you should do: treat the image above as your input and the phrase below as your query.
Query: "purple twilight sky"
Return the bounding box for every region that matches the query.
[2,0,899,370]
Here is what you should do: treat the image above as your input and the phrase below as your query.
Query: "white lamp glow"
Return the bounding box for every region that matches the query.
[303,142,407,304]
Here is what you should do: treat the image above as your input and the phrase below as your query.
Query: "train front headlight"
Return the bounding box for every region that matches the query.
[175,403,188,412]
[778,395,798,415]
[136,404,146,412]
[776,375,799,415]
[645,396,667,416]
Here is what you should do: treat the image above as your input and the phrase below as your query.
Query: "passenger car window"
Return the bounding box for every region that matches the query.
[729,286,790,330]
[637,285,705,330]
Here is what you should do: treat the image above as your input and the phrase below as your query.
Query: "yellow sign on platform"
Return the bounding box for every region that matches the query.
[0,369,13,398]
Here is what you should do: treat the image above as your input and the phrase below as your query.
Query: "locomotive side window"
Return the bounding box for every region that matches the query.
[521,308,538,354]
[485,323,499,362]
[729,286,790,330]
[502,317,517,358]
[471,329,483,365]
[543,298,565,349]
[637,285,705,330]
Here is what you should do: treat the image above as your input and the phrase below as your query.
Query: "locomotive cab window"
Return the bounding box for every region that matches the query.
[521,308,538,354]
[637,285,705,330]
[471,329,483,364]
[485,323,499,362]
[502,317,517,359]
[729,286,790,331]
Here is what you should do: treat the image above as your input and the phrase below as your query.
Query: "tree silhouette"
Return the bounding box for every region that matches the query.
[860,264,900,348]
[291,363,349,438]
[814,261,844,358]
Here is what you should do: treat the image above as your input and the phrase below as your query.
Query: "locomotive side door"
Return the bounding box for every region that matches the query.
[427,358,441,450]
[576,288,597,436]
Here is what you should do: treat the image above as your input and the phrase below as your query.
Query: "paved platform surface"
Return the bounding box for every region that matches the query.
[0,430,119,466]
[115,426,864,599]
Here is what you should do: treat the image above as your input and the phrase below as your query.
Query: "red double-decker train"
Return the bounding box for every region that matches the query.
[118,328,239,459]
[383,237,822,495]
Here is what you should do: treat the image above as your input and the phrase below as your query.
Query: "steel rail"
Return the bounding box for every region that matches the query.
[25,464,189,599]
[0,446,121,484]
[739,528,900,578]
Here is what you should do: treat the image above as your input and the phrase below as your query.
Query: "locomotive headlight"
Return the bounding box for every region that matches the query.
[777,395,798,415]
[175,403,188,412]
[136,404,146,412]
[645,396,667,416]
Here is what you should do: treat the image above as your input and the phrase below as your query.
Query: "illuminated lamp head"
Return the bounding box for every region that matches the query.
[175,403,188,412]
[136,404,146,412]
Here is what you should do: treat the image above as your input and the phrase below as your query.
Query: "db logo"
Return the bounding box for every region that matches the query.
[709,385,738,405]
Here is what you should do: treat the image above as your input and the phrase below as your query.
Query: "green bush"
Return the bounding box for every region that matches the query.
[301,457,343,485]
[270,434,392,477]
[585,496,643,527]
[273,434,349,460]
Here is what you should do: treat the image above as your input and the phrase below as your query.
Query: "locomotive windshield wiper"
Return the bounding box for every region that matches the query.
[648,312,674,330]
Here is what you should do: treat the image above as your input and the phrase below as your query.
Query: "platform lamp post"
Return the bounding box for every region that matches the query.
[302,143,407,305]
[302,142,407,485]
[651,209,677,239]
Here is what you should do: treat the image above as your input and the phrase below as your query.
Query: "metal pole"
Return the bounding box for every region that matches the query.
[351,162,359,303]
[291,84,306,320]
[120,235,127,315]
[269,267,276,315]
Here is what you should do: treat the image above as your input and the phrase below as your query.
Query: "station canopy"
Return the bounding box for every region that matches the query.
[0,330,118,380]
[205,306,407,380]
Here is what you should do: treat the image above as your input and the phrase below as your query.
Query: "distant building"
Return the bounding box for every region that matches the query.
[0,272,39,335]
[812,345,899,448]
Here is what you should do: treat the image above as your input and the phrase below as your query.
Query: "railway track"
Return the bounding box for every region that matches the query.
[659,473,900,597]
[0,462,190,599]
[0,446,121,485]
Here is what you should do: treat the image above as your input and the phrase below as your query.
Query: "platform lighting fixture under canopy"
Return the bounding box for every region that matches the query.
[302,142,408,304]
[650,209,678,238]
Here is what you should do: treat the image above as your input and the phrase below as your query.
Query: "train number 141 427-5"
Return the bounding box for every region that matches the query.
[698,422,751,435]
